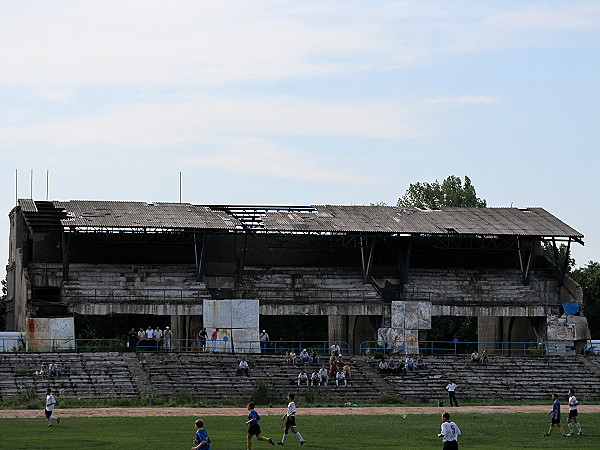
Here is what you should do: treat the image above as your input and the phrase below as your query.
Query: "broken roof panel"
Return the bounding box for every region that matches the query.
[53,200,242,230]
[16,200,582,238]
[263,206,583,238]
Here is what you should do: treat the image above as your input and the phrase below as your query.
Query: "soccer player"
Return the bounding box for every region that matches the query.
[191,418,211,450]
[246,403,275,449]
[543,393,566,437]
[566,388,584,436]
[277,393,306,446]
[44,388,60,427]
[437,412,461,449]
[445,381,459,407]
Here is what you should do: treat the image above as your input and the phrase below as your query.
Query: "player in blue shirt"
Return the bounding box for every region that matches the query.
[543,394,566,437]
[192,419,210,450]
[246,402,275,449]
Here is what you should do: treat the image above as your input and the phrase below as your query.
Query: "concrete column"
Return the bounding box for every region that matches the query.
[351,315,378,354]
[478,316,501,352]
[328,315,348,349]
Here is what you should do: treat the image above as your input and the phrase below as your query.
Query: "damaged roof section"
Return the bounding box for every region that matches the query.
[16,200,583,240]
[263,206,583,239]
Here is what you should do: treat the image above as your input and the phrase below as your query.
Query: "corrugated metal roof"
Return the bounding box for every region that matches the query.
[53,201,241,230]
[16,200,582,238]
[19,199,37,212]
[263,206,583,237]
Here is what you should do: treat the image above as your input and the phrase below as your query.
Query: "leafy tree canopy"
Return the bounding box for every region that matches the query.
[397,175,486,209]
[541,242,576,273]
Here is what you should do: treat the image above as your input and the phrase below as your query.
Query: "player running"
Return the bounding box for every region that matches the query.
[566,388,584,436]
[246,403,275,449]
[277,393,306,446]
[543,393,566,437]
[437,412,461,449]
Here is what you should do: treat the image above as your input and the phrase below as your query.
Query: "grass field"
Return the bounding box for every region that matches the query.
[0,413,596,449]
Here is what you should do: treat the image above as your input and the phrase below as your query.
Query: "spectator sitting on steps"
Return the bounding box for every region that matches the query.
[318,365,329,386]
[378,359,389,373]
[237,359,250,376]
[310,351,320,365]
[299,349,310,364]
[49,361,59,378]
[297,369,309,386]
[285,351,297,366]
[330,342,341,356]
[387,360,397,373]
[343,363,351,379]
[310,370,320,386]
[330,360,338,378]
[335,368,347,387]
[38,363,48,378]
[470,351,480,364]
[480,351,489,365]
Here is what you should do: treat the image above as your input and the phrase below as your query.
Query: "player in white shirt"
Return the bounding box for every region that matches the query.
[45,388,61,427]
[277,393,306,446]
[445,381,459,407]
[566,388,583,436]
[437,412,461,450]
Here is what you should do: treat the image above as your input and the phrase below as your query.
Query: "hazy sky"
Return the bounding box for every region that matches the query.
[1,1,599,281]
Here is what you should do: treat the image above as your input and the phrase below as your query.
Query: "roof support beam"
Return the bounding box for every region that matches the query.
[517,237,534,285]
[398,237,412,284]
[193,233,206,282]
[61,230,71,282]
[551,237,572,287]
[360,236,375,284]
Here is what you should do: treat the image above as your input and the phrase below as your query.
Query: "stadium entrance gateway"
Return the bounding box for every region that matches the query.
[6,200,590,354]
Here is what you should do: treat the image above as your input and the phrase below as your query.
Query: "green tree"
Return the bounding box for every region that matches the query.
[570,261,600,338]
[397,175,486,209]
[541,242,575,273]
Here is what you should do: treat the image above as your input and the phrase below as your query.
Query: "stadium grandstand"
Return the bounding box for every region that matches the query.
[3,199,598,404]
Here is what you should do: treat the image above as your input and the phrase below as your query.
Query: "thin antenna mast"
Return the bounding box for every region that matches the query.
[15,169,18,205]
[30,169,33,199]
[179,171,182,203]
[46,170,49,201]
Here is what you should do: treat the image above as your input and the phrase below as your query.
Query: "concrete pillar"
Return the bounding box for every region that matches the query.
[478,316,501,352]
[328,315,348,349]
[350,315,378,354]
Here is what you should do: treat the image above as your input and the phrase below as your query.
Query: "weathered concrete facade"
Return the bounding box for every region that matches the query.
[6,200,588,353]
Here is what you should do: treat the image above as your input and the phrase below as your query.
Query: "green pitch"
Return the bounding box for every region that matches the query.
[0,413,596,449]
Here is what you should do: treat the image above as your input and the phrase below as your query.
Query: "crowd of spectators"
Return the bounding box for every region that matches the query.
[378,355,425,374]
[127,325,172,351]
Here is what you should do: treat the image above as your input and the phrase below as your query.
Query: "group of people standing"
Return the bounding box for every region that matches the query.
[127,325,172,350]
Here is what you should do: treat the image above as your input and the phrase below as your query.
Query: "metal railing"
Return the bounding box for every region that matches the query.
[359,340,548,356]
[0,338,351,355]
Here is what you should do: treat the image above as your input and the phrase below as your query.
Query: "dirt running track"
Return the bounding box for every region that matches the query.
[2,405,600,419]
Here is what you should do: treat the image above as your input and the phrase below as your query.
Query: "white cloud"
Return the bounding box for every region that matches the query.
[0,95,425,150]
[424,96,498,105]
[182,138,376,184]
[3,1,598,90]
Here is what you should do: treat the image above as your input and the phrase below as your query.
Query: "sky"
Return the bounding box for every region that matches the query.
[1,0,599,282]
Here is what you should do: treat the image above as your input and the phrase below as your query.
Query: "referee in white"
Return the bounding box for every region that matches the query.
[437,412,461,449]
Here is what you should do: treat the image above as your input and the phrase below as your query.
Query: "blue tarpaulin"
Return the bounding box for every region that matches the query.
[562,302,580,315]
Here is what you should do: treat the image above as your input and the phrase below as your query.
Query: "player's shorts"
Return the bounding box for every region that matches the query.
[284,415,297,429]
[568,409,578,419]
[443,440,459,450]
[248,423,261,435]
[45,409,52,419]
[551,417,561,425]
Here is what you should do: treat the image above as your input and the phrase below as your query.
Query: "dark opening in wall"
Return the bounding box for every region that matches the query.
[32,287,61,303]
